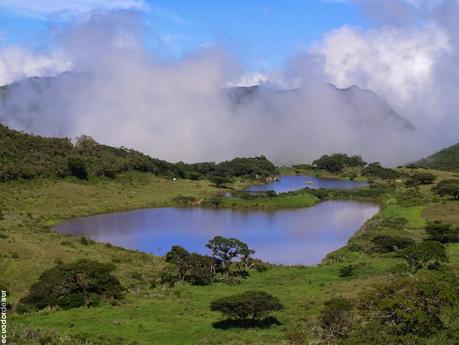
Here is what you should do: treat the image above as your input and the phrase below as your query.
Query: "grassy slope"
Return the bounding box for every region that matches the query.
[2,169,459,344]
[414,142,459,172]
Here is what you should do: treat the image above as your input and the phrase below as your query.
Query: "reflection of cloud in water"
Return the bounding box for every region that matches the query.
[55,201,379,264]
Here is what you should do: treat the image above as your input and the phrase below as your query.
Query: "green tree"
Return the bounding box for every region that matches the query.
[210,291,283,321]
[206,236,254,276]
[399,241,448,271]
[19,259,125,311]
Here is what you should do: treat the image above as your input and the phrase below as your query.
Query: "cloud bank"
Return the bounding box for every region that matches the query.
[0,2,458,166]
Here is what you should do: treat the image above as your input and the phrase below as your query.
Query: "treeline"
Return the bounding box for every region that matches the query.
[0,124,276,181]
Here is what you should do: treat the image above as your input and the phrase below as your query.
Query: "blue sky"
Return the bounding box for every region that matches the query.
[0,0,368,70]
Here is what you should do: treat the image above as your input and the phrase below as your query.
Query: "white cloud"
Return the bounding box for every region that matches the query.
[0,0,147,17]
[0,46,72,86]
[312,25,450,107]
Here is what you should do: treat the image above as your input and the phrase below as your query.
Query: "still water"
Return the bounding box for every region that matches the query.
[55,201,379,265]
[246,175,368,194]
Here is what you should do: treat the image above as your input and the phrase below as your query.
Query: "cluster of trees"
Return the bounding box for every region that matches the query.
[18,259,125,312]
[312,154,366,173]
[362,162,400,180]
[316,270,459,345]
[0,124,277,182]
[162,236,267,286]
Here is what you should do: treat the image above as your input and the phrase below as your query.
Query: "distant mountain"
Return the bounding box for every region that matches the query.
[225,84,414,130]
[413,143,459,172]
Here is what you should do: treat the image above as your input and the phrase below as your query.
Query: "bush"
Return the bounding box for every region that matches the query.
[338,265,355,278]
[354,271,458,338]
[163,246,215,286]
[370,235,415,253]
[210,291,283,321]
[398,241,448,271]
[67,157,88,180]
[405,173,436,186]
[317,297,354,343]
[19,259,125,311]
[425,221,458,243]
[434,179,459,200]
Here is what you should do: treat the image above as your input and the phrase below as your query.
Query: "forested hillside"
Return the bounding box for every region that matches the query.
[0,124,276,181]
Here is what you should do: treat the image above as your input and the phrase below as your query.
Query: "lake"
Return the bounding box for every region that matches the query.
[54,200,379,265]
[246,175,368,194]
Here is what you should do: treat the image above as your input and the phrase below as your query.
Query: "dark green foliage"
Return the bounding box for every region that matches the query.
[405,173,436,186]
[338,265,355,278]
[0,124,277,181]
[414,142,459,172]
[317,297,354,343]
[209,176,232,188]
[206,236,254,277]
[370,235,415,253]
[399,241,448,271]
[210,291,283,321]
[19,259,125,312]
[312,154,366,173]
[67,157,88,179]
[434,179,459,200]
[163,246,215,286]
[425,221,458,243]
[363,162,400,180]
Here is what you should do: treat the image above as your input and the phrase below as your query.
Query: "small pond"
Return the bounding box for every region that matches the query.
[245,175,368,194]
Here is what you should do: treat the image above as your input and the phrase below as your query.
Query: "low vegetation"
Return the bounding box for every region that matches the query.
[1,131,459,344]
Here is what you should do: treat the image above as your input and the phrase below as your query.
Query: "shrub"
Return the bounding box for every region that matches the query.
[425,221,458,243]
[67,157,88,180]
[317,297,354,343]
[338,265,355,278]
[355,271,458,338]
[434,179,459,200]
[163,246,215,286]
[19,259,125,311]
[398,241,448,271]
[210,291,283,321]
[371,235,415,253]
[405,173,436,186]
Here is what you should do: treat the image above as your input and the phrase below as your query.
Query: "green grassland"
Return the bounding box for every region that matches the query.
[2,168,459,344]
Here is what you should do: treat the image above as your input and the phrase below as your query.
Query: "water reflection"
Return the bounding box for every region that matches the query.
[55,201,379,265]
[246,175,368,193]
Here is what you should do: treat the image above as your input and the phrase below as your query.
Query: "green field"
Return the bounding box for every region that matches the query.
[2,168,459,344]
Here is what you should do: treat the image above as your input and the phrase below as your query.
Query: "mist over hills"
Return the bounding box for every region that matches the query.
[226,84,414,131]
[0,72,418,166]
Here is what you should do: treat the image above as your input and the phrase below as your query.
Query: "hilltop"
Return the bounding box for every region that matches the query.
[413,142,459,172]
